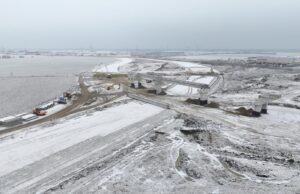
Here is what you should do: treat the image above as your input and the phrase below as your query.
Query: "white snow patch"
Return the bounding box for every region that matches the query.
[188,76,215,85]
[167,85,199,96]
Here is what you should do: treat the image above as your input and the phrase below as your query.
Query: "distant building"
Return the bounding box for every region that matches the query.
[131,51,185,58]
[247,56,296,65]
[1,55,11,59]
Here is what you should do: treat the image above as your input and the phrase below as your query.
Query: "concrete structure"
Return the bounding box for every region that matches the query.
[198,88,209,105]
[258,93,281,114]
[128,93,170,109]
[261,103,268,114]
[153,80,164,94]
[129,72,210,90]
[252,103,263,117]
[128,72,223,105]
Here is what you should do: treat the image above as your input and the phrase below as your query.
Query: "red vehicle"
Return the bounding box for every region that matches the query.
[32,108,47,116]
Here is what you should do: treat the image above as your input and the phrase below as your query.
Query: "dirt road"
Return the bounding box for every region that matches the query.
[0,76,116,136]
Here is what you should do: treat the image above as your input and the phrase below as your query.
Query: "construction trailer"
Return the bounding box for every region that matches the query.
[0,116,22,127]
[21,114,38,122]
[39,101,55,110]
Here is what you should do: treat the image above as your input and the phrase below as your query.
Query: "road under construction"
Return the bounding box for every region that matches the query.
[0,57,299,193]
[0,58,280,135]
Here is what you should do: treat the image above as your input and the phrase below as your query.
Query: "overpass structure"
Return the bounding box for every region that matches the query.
[128,72,223,105]
[220,93,281,116]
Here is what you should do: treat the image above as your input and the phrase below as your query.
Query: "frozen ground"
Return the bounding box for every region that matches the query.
[2,98,299,193]
[1,55,300,193]
[0,100,163,177]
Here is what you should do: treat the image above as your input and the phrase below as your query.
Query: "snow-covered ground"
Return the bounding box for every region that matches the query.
[188,75,215,85]
[147,58,212,73]
[93,58,133,73]
[166,76,215,96]
[1,55,299,193]
[0,101,163,177]
[167,85,199,96]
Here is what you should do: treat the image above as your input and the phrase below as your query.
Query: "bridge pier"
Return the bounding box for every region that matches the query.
[199,97,208,105]
[128,73,142,89]
[154,80,163,95]
[133,81,142,88]
[261,103,268,114]
[198,89,208,105]
[252,104,262,117]
[130,81,141,88]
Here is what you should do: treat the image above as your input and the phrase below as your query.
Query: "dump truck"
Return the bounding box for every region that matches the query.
[32,108,47,116]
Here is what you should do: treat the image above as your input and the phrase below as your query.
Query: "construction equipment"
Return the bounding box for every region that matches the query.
[63,92,72,100]
[32,108,47,116]
[57,96,67,104]
[39,102,55,110]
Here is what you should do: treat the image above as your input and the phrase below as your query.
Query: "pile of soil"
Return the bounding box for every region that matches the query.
[186,99,220,108]
[235,107,261,117]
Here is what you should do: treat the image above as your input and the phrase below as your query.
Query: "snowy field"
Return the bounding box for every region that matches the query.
[93,58,133,73]
[167,76,215,96]
[0,101,163,177]
[1,55,299,193]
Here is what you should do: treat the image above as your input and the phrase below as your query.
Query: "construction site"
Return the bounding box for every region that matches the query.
[0,56,300,194]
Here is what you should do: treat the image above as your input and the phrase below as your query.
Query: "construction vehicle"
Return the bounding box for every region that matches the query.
[106,83,120,91]
[57,96,67,104]
[39,102,55,110]
[32,108,47,116]
[63,92,72,100]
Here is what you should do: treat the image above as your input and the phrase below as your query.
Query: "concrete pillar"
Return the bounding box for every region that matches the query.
[198,89,208,105]
[252,104,262,117]
[134,81,141,89]
[154,80,163,95]
[128,73,135,88]
[155,86,162,95]
[261,103,268,114]
[199,97,208,105]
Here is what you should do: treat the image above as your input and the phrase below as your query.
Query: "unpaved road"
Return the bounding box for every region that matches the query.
[0,76,120,136]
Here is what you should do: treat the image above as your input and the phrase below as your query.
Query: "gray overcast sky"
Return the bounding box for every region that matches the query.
[0,0,299,50]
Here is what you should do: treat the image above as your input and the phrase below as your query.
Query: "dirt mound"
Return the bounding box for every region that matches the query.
[176,149,202,179]
[220,157,270,178]
[186,99,220,108]
[235,107,257,117]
